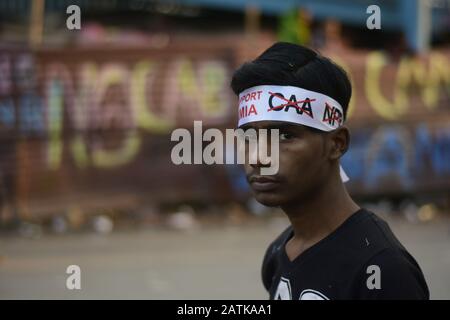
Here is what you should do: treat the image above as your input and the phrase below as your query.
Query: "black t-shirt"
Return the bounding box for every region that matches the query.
[261,208,429,300]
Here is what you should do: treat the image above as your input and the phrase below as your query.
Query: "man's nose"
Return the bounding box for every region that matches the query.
[248,139,271,168]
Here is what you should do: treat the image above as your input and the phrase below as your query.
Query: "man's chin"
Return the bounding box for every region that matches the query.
[253,192,285,207]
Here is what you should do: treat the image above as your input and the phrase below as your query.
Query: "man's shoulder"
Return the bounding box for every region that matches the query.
[323,209,428,299]
[340,208,408,256]
[261,209,429,299]
[264,209,408,258]
[337,209,426,281]
[345,210,429,299]
[263,209,395,261]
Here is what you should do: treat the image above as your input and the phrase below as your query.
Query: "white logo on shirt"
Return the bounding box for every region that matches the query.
[274,277,292,300]
[274,277,329,300]
[299,289,329,300]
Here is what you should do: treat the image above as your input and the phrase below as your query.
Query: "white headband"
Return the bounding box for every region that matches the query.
[237,85,349,182]
[238,85,344,130]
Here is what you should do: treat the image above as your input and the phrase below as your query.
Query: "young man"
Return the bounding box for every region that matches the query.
[230,42,429,300]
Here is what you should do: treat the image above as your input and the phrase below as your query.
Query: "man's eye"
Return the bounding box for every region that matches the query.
[280,132,294,140]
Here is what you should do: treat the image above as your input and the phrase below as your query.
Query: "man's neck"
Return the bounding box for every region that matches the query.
[280,174,360,260]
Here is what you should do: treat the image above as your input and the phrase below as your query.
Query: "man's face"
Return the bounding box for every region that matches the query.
[241,121,331,207]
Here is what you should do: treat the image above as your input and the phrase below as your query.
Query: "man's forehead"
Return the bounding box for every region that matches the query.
[240,121,305,131]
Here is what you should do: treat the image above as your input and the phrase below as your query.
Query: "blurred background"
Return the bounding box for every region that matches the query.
[0,0,449,299]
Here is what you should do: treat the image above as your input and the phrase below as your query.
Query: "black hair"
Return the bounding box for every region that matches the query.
[230,42,352,120]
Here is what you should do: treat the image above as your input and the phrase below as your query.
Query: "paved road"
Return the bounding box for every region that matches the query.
[1,214,450,299]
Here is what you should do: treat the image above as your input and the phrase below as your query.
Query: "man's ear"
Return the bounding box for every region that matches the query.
[328,126,350,160]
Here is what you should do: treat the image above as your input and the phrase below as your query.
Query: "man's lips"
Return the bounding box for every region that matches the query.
[248,175,281,192]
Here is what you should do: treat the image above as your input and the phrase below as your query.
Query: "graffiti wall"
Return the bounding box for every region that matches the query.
[0,40,449,217]
[342,121,450,195]
[328,49,450,196]
[0,42,236,217]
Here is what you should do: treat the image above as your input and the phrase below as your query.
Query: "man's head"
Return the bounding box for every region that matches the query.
[231,42,352,207]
